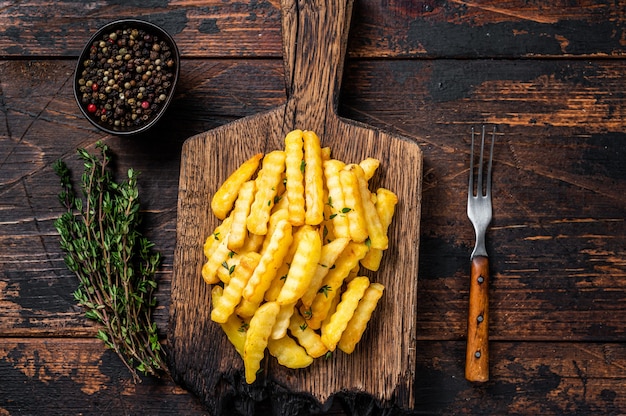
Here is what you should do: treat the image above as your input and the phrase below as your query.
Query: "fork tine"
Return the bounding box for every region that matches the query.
[468,127,475,197]
[476,126,486,196]
[486,126,496,198]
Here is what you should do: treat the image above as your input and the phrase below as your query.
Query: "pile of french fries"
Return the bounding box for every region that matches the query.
[202,129,398,384]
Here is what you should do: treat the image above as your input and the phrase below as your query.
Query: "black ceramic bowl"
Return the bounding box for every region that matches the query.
[74,19,180,136]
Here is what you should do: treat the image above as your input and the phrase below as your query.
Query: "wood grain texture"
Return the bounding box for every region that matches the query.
[2,1,626,414]
[0,1,624,59]
[168,0,422,413]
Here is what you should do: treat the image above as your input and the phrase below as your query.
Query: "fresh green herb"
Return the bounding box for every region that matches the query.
[302,308,312,320]
[300,159,306,173]
[53,142,165,383]
[238,322,249,333]
[221,261,235,275]
[341,207,352,214]
[329,213,337,219]
[299,323,308,331]
[318,285,332,298]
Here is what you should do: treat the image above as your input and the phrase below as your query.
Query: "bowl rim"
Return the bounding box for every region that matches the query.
[73,18,180,136]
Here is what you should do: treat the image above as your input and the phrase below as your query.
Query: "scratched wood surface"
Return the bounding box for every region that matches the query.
[1,1,626,415]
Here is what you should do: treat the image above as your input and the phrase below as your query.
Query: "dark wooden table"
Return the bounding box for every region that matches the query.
[1,1,625,415]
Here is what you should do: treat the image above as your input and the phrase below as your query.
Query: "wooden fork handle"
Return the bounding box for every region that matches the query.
[465,255,490,382]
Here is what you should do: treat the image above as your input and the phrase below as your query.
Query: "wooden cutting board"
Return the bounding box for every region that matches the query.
[168,0,422,413]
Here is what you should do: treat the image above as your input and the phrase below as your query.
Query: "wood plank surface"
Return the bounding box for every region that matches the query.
[0,1,624,58]
[1,0,626,414]
[168,0,421,412]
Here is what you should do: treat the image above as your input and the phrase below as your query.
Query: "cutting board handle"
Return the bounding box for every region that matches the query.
[281,0,354,134]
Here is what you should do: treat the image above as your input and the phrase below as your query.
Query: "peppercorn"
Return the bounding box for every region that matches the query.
[76,23,177,132]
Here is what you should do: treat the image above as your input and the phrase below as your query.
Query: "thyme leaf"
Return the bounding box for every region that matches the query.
[53,142,166,383]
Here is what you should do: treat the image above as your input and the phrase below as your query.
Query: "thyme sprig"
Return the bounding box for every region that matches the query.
[53,141,166,382]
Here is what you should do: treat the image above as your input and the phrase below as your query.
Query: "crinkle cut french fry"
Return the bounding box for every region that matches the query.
[375,188,398,228]
[339,165,369,243]
[267,334,314,369]
[321,146,331,161]
[264,261,288,302]
[361,188,398,271]
[211,252,261,323]
[320,284,341,336]
[276,226,322,305]
[288,311,328,358]
[323,159,350,239]
[354,166,387,250]
[359,157,380,181]
[216,252,240,285]
[213,285,249,358]
[202,230,232,284]
[360,248,383,272]
[228,180,256,251]
[303,130,324,225]
[243,301,280,383]
[270,302,296,340]
[321,276,370,351]
[338,282,384,354]
[239,232,265,254]
[204,214,233,259]
[211,153,263,220]
[284,129,306,226]
[300,237,350,308]
[305,242,369,330]
[238,219,293,317]
[261,208,289,253]
[247,150,286,235]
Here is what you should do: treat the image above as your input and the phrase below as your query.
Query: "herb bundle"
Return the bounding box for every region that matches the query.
[53,142,166,382]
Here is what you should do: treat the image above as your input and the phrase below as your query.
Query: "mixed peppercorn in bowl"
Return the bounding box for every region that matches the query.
[74,19,180,135]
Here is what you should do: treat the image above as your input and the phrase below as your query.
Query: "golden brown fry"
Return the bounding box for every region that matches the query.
[202,230,232,284]
[239,232,265,253]
[288,311,328,358]
[219,314,249,358]
[276,226,322,305]
[211,252,261,323]
[359,157,380,181]
[303,130,324,225]
[216,252,240,285]
[321,276,370,351]
[305,242,369,329]
[323,159,350,239]
[284,129,306,226]
[243,301,280,383]
[354,166,387,250]
[211,153,263,220]
[213,285,249,357]
[247,150,286,235]
[339,165,369,243]
[261,208,289,253]
[338,282,384,354]
[270,302,296,340]
[300,237,350,308]
[360,188,398,271]
[321,146,331,161]
[267,334,314,369]
[239,219,293,316]
[228,180,256,251]
[204,215,233,259]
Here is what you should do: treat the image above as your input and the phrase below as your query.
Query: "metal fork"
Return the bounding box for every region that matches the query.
[465,125,495,382]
